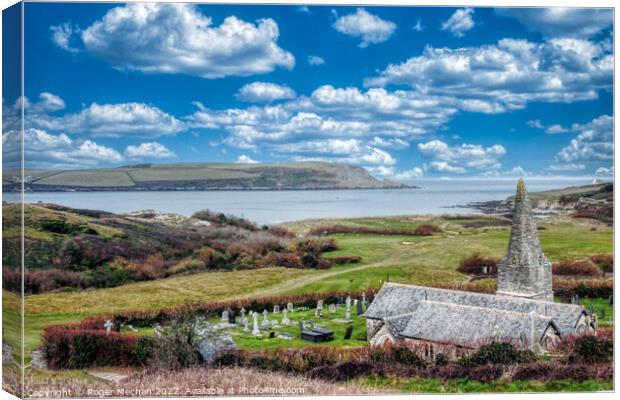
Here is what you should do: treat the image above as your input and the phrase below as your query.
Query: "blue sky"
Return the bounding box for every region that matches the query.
[2,3,614,180]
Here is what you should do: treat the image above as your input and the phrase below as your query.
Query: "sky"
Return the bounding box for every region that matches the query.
[2,3,614,180]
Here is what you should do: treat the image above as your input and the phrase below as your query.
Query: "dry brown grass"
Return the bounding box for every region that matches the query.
[18,367,376,397]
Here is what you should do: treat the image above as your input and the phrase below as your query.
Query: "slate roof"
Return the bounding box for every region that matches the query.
[366,283,585,341]
[386,300,555,347]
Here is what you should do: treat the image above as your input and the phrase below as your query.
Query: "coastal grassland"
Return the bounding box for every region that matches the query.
[11,214,613,361]
[360,376,613,393]
[34,170,135,187]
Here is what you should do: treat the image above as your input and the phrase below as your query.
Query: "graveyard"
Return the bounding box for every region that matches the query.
[216,298,368,350]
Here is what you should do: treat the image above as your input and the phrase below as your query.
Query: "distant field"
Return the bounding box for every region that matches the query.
[35,170,135,187]
[127,167,258,182]
[6,213,613,362]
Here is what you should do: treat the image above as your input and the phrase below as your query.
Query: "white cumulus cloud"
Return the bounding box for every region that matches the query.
[441,8,475,38]
[236,82,296,103]
[124,142,176,159]
[418,139,506,174]
[236,155,260,164]
[333,8,396,48]
[61,3,294,79]
[35,101,185,138]
[554,115,613,164]
[366,38,612,113]
[496,8,613,38]
[3,128,124,169]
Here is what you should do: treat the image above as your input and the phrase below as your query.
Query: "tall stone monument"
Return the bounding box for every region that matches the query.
[496,179,553,301]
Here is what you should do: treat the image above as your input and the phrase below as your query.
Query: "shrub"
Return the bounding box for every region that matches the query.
[457,253,499,275]
[42,328,141,369]
[324,256,362,266]
[467,364,504,383]
[149,317,202,369]
[568,335,613,364]
[459,342,534,367]
[306,361,374,382]
[590,254,613,273]
[413,224,441,236]
[389,346,425,367]
[259,252,303,269]
[552,259,603,277]
[132,336,156,365]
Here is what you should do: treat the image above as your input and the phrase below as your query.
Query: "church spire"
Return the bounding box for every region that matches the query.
[496,179,554,301]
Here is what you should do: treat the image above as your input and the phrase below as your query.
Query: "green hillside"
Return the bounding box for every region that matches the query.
[3,162,411,191]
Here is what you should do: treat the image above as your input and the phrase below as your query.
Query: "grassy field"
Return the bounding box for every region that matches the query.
[361,376,613,393]
[5,214,613,361]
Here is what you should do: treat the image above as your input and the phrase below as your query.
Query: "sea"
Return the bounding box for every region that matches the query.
[2,178,601,225]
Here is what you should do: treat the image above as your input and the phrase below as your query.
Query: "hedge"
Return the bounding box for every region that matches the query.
[42,327,147,369]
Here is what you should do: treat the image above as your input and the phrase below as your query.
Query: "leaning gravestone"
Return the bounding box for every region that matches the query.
[344,325,353,340]
[315,308,323,318]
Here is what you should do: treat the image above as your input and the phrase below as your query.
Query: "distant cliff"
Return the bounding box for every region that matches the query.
[3,162,415,191]
[466,182,613,223]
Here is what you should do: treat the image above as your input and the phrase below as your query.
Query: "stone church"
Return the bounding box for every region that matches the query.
[365,179,595,352]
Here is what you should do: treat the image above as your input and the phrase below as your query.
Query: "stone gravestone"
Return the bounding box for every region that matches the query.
[609,295,613,305]
[298,320,305,332]
[281,309,290,326]
[229,312,236,324]
[240,307,246,319]
[274,305,280,314]
[252,312,260,336]
[317,299,324,309]
[243,318,249,332]
[104,319,113,335]
[356,299,363,315]
[344,325,353,340]
[362,292,367,306]
[269,331,275,339]
[315,307,323,318]
[221,310,229,322]
[262,310,270,328]
[345,308,351,321]
[346,296,352,309]
[600,308,606,319]
[329,304,337,314]
[287,302,294,312]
